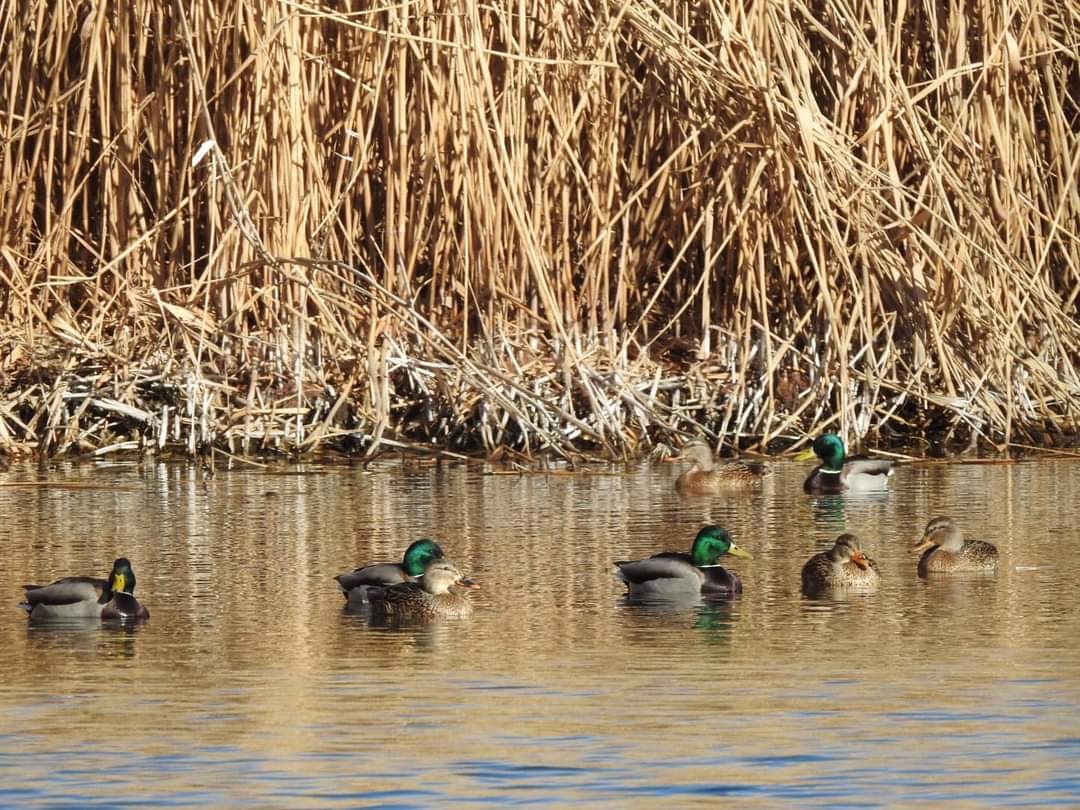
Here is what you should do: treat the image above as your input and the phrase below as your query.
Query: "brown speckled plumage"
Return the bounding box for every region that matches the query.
[673,441,770,495]
[368,559,477,620]
[913,516,999,576]
[801,533,881,592]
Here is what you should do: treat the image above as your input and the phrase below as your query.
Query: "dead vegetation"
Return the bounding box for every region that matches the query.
[1,0,1078,460]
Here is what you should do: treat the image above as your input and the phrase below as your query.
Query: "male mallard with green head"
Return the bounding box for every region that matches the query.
[19,557,150,621]
[801,533,880,593]
[913,516,999,576]
[615,525,754,598]
[335,538,445,604]
[797,433,893,494]
[673,441,771,495]
[367,558,478,621]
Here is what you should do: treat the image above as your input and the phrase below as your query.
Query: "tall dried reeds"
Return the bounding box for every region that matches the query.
[0,0,1078,459]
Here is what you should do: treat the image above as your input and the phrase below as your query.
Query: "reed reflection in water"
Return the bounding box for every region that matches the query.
[1,457,1080,805]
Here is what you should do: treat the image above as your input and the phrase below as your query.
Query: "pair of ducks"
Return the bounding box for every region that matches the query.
[674,433,894,495]
[802,516,999,590]
[334,539,478,619]
[618,516,999,600]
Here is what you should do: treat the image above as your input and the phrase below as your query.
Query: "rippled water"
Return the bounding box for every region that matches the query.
[2,454,1080,806]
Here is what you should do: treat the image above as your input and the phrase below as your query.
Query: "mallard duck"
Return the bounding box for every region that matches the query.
[335,538,445,604]
[615,525,753,598]
[913,516,999,575]
[797,433,894,493]
[801,533,881,592]
[672,441,771,494]
[19,558,150,621]
[367,559,478,620]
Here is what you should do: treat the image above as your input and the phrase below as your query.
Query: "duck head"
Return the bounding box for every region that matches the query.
[690,525,753,566]
[108,558,138,595]
[673,441,715,471]
[401,538,445,577]
[800,434,846,471]
[829,533,871,570]
[913,516,964,554]
[419,560,477,595]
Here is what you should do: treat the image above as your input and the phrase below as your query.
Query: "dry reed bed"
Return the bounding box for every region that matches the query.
[0,0,1078,460]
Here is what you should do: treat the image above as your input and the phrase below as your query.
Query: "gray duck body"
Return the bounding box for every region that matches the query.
[20,558,149,621]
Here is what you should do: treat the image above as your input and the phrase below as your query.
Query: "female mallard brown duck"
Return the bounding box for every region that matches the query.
[367,559,478,620]
[335,538,444,604]
[797,433,894,494]
[672,441,770,494]
[615,525,753,598]
[913,516,999,576]
[801,533,881,593]
[19,558,149,621]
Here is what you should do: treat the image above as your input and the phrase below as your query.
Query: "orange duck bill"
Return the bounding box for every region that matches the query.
[911,535,936,554]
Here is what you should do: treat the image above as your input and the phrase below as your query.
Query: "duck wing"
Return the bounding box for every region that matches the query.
[367,580,425,609]
[21,576,107,609]
[844,456,894,476]
[335,563,410,594]
[721,460,771,477]
[615,553,698,585]
[962,539,999,564]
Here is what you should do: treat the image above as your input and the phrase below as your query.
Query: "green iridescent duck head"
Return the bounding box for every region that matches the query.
[796,433,846,471]
[689,526,754,566]
[401,539,445,577]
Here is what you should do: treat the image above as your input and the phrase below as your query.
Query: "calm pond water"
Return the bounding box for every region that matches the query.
[2,454,1080,806]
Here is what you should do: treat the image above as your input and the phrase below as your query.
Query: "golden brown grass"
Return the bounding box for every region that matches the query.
[0,0,1078,459]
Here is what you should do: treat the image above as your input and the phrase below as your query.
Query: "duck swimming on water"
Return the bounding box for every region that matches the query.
[912,516,999,576]
[672,441,771,495]
[801,533,881,593]
[19,558,149,621]
[367,558,478,620]
[797,433,894,494]
[615,525,753,598]
[335,538,445,604]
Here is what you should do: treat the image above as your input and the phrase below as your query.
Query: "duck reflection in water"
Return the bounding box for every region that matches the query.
[25,618,144,660]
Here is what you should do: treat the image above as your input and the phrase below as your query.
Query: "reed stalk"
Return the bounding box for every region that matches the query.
[0,0,1077,459]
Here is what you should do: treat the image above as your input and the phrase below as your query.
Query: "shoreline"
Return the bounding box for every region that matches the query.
[2,329,1076,462]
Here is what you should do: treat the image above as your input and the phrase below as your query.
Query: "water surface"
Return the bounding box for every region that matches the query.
[2,455,1080,806]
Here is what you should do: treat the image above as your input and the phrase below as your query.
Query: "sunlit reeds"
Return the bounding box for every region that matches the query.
[0,0,1077,458]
